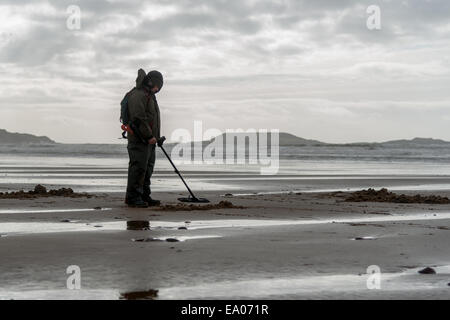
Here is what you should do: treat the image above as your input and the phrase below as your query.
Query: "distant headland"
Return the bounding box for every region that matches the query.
[0,129,55,144]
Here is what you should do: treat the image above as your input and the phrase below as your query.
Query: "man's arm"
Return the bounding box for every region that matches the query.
[128,93,153,140]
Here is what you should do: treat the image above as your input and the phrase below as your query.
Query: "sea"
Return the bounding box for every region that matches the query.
[1,142,450,194]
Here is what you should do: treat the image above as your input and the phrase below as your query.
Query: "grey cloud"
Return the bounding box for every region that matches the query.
[0,25,85,66]
[3,0,448,68]
[0,0,449,143]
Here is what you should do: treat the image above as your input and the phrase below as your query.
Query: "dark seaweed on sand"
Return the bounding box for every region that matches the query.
[0,184,92,199]
[120,289,158,300]
[344,188,450,204]
[153,200,245,211]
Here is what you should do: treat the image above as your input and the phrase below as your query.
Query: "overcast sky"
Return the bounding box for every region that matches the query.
[0,0,449,143]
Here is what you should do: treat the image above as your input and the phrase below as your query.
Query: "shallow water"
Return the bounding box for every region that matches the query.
[0,211,449,236]
[148,212,450,230]
[157,265,450,299]
[228,183,450,196]
[1,265,448,300]
[3,145,450,194]
[132,235,222,242]
[0,208,112,214]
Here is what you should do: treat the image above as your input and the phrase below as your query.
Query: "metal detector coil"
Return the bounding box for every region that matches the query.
[158,136,210,203]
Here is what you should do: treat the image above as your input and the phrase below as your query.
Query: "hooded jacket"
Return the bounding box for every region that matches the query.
[127,69,161,142]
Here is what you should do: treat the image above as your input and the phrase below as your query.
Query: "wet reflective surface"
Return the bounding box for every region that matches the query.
[0,208,112,215]
[157,265,450,299]
[352,236,377,241]
[131,235,222,242]
[0,265,448,300]
[0,205,448,300]
[1,211,450,236]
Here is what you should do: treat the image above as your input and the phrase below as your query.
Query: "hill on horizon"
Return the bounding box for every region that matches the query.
[203,132,325,146]
[375,137,450,146]
[0,129,55,144]
[199,132,450,147]
[1,128,450,147]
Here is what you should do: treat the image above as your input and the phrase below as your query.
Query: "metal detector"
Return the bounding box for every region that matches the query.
[158,136,210,203]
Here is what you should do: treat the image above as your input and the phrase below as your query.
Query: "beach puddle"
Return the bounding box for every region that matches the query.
[132,235,221,242]
[0,221,120,235]
[0,220,223,240]
[1,211,450,236]
[0,208,111,215]
[352,236,377,241]
[0,289,120,300]
[157,265,450,299]
[138,212,450,231]
[227,184,450,197]
[1,265,448,300]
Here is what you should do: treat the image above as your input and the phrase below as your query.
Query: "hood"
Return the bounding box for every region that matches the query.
[148,70,163,91]
[135,68,147,89]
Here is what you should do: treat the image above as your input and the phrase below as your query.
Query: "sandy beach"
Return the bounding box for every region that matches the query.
[1,173,449,300]
[3,0,450,305]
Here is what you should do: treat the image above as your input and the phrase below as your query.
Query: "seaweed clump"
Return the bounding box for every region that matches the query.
[120,289,159,300]
[345,188,450,204]
[0,184,93,199]
[153,200,245,211]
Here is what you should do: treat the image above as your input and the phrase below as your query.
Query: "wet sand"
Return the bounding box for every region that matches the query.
[1,184,450,299]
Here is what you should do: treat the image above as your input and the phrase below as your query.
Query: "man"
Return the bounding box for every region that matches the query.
[125,68,163,208]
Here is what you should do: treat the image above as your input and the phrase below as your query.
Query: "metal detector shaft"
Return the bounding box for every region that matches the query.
[159,144,198,200]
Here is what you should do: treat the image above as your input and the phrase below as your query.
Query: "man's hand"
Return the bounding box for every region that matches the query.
[157,136,166,147]
[148,137,157,145]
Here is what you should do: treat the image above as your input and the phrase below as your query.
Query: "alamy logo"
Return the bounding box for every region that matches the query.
[66,265,81,290]
[366,5,381,30]
[170,121,280,175]
[366,265,381,290]
[66,5,81,30]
